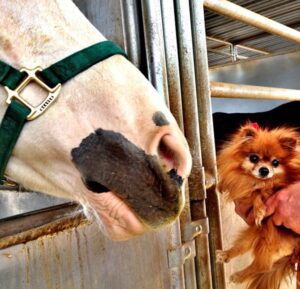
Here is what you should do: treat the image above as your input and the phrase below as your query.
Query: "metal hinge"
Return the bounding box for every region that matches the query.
[168,240,196,268]
[167,217,209,268]
[182,217,209,242]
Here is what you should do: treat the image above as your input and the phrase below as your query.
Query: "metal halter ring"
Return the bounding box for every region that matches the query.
[4,67,61,121]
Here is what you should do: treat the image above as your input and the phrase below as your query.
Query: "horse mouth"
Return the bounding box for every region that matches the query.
[71,129,185,228]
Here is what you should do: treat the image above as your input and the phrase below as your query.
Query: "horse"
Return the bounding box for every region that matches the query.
[0,0,192,240]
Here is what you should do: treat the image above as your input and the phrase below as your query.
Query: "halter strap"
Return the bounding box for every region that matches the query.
[0,40,127,183]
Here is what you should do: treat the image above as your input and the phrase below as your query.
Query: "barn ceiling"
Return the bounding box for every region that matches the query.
[204,0,300,67]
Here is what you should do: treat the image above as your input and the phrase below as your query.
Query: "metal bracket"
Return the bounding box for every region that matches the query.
[168,218,209,268]
[0,176,21,191]
[168,240,196,268]
[182,217,209,242]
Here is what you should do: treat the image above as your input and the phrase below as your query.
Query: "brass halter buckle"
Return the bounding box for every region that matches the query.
[4,67,61,120]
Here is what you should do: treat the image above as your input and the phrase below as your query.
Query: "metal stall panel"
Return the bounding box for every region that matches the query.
[160,2,198,289]
[0,222,174,289]
[190,2,225,289]
[175,1,214,289]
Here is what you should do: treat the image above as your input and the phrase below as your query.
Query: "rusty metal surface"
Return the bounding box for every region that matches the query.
[0,204,85,250]
[160,1,200,288]
[120,0,142,68]
[204,0,300,66]
[161,0,184,131]
[190,2,225,289]
[141,0,169,105]
[0,222,173,289]
[160,1,198,288]
[175,1,213,289]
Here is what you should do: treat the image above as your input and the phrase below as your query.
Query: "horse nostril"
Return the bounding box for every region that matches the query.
[157,134,192,178]
[168,168,183,187]
[158,138,176,170]
[259,167,269,177]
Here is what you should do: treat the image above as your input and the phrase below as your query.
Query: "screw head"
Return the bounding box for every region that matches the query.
[185,247,192,256]
[195,225,202,233]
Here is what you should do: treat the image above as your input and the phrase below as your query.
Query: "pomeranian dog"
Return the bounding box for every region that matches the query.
[216,123,300,289]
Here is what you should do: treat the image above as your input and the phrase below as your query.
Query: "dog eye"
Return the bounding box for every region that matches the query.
[272,159,280,167]
[249,154,259,163]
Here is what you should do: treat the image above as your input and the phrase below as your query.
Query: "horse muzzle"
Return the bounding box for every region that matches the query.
[71,128,187,228]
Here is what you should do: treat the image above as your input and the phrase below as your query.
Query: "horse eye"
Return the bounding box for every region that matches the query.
[272,159,280,167]
[249,154,259,163]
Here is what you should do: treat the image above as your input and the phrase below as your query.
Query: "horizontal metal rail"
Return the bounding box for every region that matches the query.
[211,81,300,101]
[207,48,248,59]
[0,203,85,249]
[207,35,270,55]
[204,0,300,44]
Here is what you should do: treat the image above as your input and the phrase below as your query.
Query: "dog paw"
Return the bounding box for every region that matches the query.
[216,250,230,263]
[255,208,266,226]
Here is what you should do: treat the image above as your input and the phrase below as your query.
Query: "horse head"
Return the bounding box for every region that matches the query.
[0,0,192,240]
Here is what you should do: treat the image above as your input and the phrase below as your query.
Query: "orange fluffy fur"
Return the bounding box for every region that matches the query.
[217,124,300,289]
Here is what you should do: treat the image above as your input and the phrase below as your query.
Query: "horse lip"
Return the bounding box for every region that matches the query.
[84,168,182,195]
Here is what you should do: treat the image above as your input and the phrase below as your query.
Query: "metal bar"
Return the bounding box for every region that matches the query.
[168,222,187,289]
[161,0,184,130]
[175,1,213,289]
[237,44,270,55]
[120,0,142,68]
[208,48,248,59]
[204,0,300,44]
[161,1,197,288]
[211,81,300,101]
[0,203,85,249]
[207,35,231,47]
[190,2,225,289]
[142,2,187,288]
[141,0,169,105]
[207,35,270,55]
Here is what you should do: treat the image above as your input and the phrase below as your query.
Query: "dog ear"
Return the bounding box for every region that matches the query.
[279,136,297,150]
[238,125,257,139]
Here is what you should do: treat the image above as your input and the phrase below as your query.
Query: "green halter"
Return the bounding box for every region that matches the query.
[0,41,127,183]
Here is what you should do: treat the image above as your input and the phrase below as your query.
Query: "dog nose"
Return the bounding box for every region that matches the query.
[259,167,269,177]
